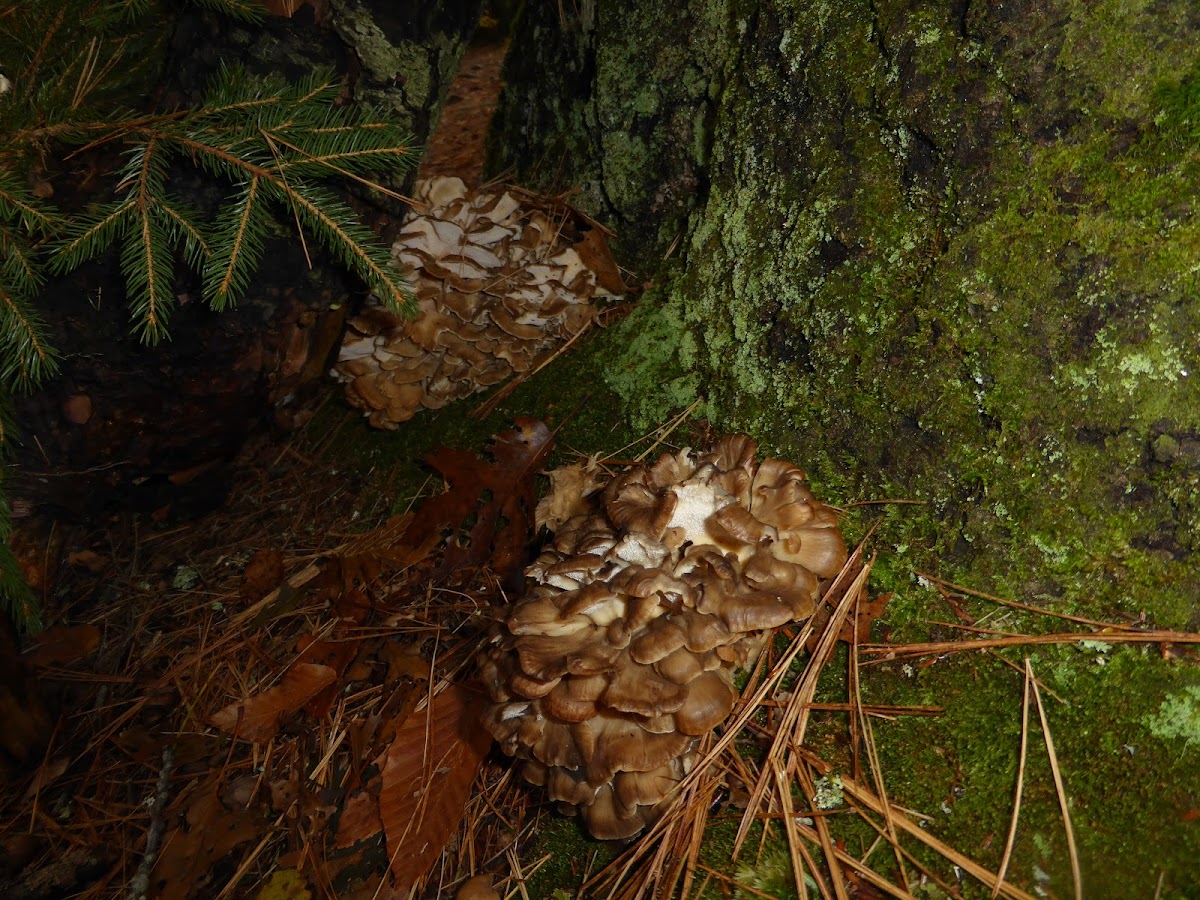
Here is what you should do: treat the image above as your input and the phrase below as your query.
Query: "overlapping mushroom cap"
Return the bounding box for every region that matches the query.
[334,177,621,428]
[479,435,847,839]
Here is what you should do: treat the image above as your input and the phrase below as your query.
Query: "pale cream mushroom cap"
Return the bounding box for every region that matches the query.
[334,176,618,427]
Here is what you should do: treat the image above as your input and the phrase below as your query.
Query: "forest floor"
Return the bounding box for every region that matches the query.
[4,28,1200,900]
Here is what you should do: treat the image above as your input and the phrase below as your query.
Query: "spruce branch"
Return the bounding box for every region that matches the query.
[156,199,209,270]
[205,175,270,310]
[0,280,59,390]
[49,199,136,274]
[0,9,416,629]
[272,179,415,315]
[186,0,267,24]
[0,542,40,632]
[41,63,417,333]
[0,171,60,236]
[0,226,42,294]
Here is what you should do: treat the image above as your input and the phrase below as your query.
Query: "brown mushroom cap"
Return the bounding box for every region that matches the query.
[674,670,737,736]
[479,432,845,840]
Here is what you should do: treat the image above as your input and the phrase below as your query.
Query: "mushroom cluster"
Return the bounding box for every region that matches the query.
[479,435,847,839]
[334,177,620,428]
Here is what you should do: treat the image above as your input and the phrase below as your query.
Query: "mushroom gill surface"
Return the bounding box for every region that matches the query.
[333,177,622,428]
[478,434,847,840]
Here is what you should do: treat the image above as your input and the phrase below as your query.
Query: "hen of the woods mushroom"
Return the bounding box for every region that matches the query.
[333,177,620,428]
[479,435,848,840]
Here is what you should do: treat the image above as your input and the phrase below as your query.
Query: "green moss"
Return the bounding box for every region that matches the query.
[1057,0,1200,122]
[319,321,645,511]
[590,1,1200,631]
[866,642,1200,893]
[522,815,618,897]
[600,287,704,430]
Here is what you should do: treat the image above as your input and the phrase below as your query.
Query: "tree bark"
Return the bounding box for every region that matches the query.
[491,5,1200,889]
[494,0,1200,628]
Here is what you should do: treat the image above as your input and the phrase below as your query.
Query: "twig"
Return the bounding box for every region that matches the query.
[800,759,1039,900]
[860,629,1200,660]
[471,318,595,419]
[126,745,175,900]
[914,573,1143,632]
[633,398,704,462]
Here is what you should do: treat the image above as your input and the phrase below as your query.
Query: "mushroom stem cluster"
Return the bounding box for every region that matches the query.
[334,177,620,428]
[479,435,847,839]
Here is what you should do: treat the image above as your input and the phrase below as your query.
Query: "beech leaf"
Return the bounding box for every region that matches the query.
[378,684,492,892]
[210,662,336,743]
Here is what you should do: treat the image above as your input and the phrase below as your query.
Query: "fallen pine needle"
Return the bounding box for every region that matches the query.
[914,573,1144,633]
[796,753,1040,900]
[1029,659,1083,900]
[993,660,1032,897]
[860,629,1200,660]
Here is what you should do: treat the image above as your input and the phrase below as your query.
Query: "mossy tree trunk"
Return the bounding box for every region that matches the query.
[494,3,1200,887]
[493,0,1200,629]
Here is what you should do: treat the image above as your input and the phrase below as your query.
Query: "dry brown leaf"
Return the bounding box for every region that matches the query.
[456,874,501,900]
[295,635,360,717]
[114,728,163,763]
[572,226,628,295]
[335,786,383,848]
[210,662,336,744]
[150,774,264,900]
[22,624,101,667]
[22,756,68,799]
[379,640,430,682]
[378,684,492,893]
[66,549,107,573]
[406,418,555,587]
[840,591,894,644]
[241,548,285,602]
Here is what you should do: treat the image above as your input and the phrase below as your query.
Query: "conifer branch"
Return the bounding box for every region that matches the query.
[0,281,58,389]
[156,200,209,268]
[21,6,67,87]
[206,175,268,309]
[0,174,59,235]
[50,199,135,273]
[186,0,267,23]
[123,136,174,341]
[0,0,304,628]
[260,126,314,269]
[279,180,415,315]
[0,227,40,290]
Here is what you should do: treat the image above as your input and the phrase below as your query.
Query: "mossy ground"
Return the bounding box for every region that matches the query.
[316,321,644,511]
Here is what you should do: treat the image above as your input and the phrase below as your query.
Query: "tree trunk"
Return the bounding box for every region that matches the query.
[493,4,1200,886]
[494,0,1200,627]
